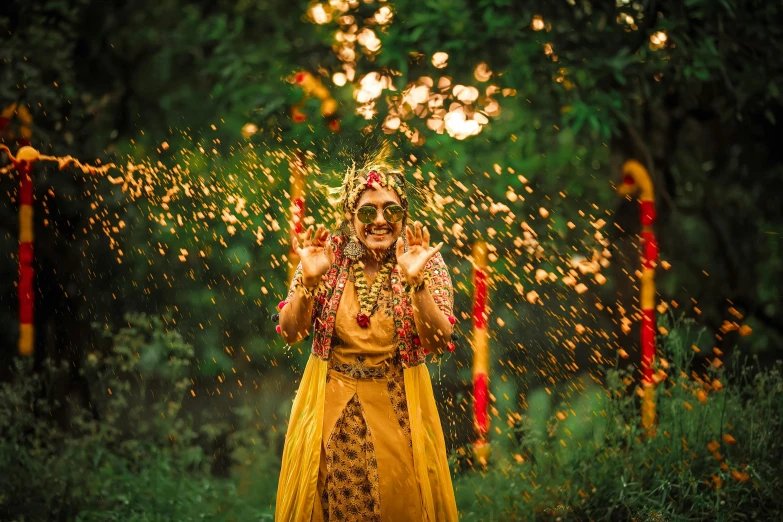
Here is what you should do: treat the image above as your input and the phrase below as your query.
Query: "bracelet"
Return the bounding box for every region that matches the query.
[293,276,319,299]
[296,284,316,299]
[409,278,428,295]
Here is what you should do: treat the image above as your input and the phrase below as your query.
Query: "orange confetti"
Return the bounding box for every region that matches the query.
[723,434,737,445]
[731,469,750,483]
[728,307,744,319]
[696,389,708,404]
[739,325,753,336]
[683,401,692,411]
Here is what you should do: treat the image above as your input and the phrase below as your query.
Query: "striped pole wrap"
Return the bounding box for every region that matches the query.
[288,151,306,282]
[619,159,658,435]
[18,156,34,356]
[471,240,491,464]
[1,108,36,357]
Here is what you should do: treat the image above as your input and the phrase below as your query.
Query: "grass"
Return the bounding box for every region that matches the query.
[1,314,781,521]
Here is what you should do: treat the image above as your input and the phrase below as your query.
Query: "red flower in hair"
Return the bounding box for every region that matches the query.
[366,170,381,187]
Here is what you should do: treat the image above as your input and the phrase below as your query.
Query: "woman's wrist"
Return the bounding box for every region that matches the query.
[408,278,428,294]
[301,275,322,289]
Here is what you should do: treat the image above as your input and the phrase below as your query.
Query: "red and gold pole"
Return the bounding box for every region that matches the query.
[1,144,38,357]
[617,159,658,434]
[18,152,35,357]
[288,150,306,281]
[471,240,491,464]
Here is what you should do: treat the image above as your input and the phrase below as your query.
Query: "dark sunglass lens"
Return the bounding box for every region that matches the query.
[384,205,404,223]
[357,206,376,223]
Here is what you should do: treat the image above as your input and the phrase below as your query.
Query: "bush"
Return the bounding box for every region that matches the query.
[454,316,783,521]
[3,313,781,521]
[0,313,278,522]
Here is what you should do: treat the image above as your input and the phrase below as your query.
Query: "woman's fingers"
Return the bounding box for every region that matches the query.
[311,224,323,247]
[319,226,330,244]
[292,235,302,257]
[413,221,422,243]
[302,225,314,248]
[422,226,431,247]
[406,225,414,245]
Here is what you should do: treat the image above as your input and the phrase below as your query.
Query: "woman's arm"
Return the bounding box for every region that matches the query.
[411,281,453,354]
[278,269,320,344]
[278,225,334,344]
[396,223,455,355]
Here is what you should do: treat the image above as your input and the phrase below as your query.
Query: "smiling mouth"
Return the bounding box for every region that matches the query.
[367,228,391,237]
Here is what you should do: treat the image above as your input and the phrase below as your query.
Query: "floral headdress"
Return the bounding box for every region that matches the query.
[330,140,408,217]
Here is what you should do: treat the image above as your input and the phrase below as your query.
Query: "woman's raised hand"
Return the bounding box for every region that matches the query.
[293,224,335,287]
[395,221,443,286]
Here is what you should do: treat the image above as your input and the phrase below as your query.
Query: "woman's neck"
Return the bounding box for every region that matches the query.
[359,250,390,275]
[360,255,381,274]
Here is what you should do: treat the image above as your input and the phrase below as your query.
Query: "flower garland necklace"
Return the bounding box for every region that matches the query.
[353,260,393,328]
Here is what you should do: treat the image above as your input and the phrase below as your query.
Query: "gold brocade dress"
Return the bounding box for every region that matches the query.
[311,270,423,522]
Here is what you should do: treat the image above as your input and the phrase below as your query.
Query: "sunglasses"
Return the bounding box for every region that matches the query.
[355,204,405,224]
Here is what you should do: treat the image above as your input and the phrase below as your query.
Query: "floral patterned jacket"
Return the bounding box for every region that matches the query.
[285,234,454,368]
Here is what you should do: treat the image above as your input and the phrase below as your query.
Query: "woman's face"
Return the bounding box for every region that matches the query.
[350,186,405,255]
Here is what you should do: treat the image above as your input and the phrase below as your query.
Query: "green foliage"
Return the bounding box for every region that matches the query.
[2,1,783,517]
[0,314,278,521]
[3,316,780,520]
[453,316,783,521]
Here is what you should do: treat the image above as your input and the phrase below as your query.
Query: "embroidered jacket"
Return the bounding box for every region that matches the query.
[285,234,454,368]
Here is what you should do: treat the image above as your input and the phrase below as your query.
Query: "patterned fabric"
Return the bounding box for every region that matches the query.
[320,394,382,522]
[285,234,455,367]
[329,354,388,379]
[386,362,412,446]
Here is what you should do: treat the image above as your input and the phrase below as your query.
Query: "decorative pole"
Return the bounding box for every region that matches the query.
[471,240,491,464]
[617,159,658,435]
[1,134,113,359]
[2,104,35,357]
[288,151,306,281]
[2,147,37,357]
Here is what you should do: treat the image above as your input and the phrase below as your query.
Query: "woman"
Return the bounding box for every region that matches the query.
[274,151,459,521]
